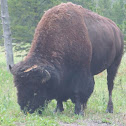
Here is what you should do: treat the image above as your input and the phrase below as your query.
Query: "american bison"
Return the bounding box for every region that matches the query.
[10,2,124,115]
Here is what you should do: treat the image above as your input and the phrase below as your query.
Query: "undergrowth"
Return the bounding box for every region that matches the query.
[0,47,126,126]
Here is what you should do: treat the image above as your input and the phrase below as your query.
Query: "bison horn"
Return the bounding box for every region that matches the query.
[24,65,38,72]
[42,69,51,83]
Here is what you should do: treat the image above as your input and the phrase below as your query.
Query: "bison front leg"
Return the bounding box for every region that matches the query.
[74,94,81,115]
[73,71,94,116]
[54,100,64,113]
[74,94,87,116]
[75,95,85,116]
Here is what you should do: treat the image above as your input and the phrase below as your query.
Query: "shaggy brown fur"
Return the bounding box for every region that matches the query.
[10,2,124,115]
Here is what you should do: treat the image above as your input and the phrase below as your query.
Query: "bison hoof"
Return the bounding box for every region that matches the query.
[53,108,64,113]
[106,108,113,113]
[75,111,84,116]
[79,111,84,116]
[106,102,113,113]
[106,105,113,113]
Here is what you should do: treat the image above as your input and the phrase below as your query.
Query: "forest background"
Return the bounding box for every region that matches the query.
[0,0,126,57]
[0,0,126,125]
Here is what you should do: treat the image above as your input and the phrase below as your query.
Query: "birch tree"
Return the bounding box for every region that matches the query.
[0,0,14,70]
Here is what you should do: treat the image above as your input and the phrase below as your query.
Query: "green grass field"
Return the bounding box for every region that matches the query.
[0,47,126,126]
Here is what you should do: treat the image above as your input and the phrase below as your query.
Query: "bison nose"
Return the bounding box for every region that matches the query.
[22,106,35,114]
[22,106,44,115]
[24,109,35,114]
[24,109,43,115]
[38,110,42,114]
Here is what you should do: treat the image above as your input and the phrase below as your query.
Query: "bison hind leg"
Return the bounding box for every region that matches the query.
[106,54,122,113]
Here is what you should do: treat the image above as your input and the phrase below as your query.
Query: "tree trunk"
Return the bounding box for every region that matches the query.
[0,0,14,70]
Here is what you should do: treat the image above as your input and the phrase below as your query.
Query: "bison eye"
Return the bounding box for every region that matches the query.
[41,70,51,84]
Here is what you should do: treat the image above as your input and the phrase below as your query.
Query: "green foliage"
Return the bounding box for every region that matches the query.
[96,0,126,46]
[0,47,126,125]
[0,0,126,50]
[96,0,112,16]
[8,0,46,44]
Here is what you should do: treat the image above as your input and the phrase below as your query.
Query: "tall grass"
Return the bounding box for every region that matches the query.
[0,47,126,126]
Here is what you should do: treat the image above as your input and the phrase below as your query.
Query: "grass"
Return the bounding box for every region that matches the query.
[0,46,126,126]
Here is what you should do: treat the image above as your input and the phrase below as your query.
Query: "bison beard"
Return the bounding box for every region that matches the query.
[10,2,124,115]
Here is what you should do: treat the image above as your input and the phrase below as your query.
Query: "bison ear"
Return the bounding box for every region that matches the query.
[9,65,13,74]
[42,69,51,84]
[9,65,12,70]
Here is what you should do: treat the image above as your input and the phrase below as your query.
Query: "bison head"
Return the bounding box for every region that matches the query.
[9,63,59,114]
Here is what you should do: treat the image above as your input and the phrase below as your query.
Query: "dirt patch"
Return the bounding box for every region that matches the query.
[59,119,122,126]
